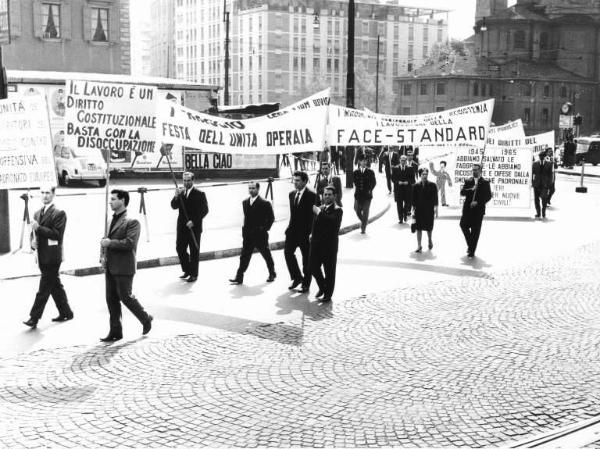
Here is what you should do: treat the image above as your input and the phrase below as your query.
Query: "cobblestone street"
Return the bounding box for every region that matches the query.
[2,237,600,448]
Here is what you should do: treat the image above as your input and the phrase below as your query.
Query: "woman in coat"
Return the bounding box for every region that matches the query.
[412,167,439,252]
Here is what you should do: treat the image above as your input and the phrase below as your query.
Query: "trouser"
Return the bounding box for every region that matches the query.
[30,263,72,321]
[309,244,338,298]
[439,185,447,205]
[284,234,310,284]
[533,187,549,216]
[176,228,202,277]
[384,168,392,192]
[354,198,372,232]
[460,213,484,254]
[105,272,149,334]
[395,187,412,221]
[236,233,275,278]
[548,183,555,203]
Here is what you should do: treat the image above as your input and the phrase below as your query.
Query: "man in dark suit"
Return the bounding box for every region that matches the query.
[407,150,420,183]
[353,154,377,234]
[285,171,317,292]
[99,190,153,342]
[392,154,416,223]
[378,146,392,194]
[229,182,276,284]
[310,186,343,302]
[532,149,556,219]
[171,171,209,282]
[460,163,492,258]
[23,185,74,328]
[315,162,343,207]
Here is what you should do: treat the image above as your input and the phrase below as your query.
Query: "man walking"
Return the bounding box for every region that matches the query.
[171,172,209,282]
[392,154,415,224]
[100,190,153,342]
[310,186,343,302]
[353,154,376,234]
[378,146,392,195]
[460,163,492,258]
[315,162,343,207]
[407,150,419,183]
[229,182,276,284]
[532,149,555,219]
[23,185,74,328]
[285,171,317,292]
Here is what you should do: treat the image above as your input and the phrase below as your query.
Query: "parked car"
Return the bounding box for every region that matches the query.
[574,137,600,166]
[53,144,108,187]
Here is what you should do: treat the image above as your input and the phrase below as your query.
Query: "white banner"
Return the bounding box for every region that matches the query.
[64,80,158,158]
[525,131,555,156]
[158,90,330,155]
[184,152,276,171]
[0,94,57,189]
[329,99,495,148]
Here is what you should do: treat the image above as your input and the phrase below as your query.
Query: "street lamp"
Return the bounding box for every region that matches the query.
[344,0,355,187]
[223,0,230,106]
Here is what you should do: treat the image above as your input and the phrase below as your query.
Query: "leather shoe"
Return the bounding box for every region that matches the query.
[186,276,197,282]
[142,315,153,335]
[23,318,38,328]
[51,313,74,322]
[298,286,310,293]
[319,296,332,302]
[179,273,190,279]
[315,290,324,298]
[267,272,276,282]
[467,252,475,259]
[229,277,243,285]
[100,333,123,342]
[288,279,302,290]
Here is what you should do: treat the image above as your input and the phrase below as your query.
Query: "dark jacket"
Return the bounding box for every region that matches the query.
[286,188,317,238]
[460,177,492,216]
[170,187,209,233]
[353,167,377,200]
[311,204,343,248]
[32,204,66,266]
[532,160,554,189]
[391,164,416,191]
[315,174,343,207]
[242,196,275,239]
[105,211,141,276]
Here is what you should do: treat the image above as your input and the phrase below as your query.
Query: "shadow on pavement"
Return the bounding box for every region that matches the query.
[460,256,493,270]
[274,290,334,322]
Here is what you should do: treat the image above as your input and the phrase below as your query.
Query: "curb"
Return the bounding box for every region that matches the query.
[62,201,392,277]
[557,169,600,178]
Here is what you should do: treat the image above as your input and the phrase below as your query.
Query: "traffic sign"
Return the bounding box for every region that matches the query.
[559,114,573,129]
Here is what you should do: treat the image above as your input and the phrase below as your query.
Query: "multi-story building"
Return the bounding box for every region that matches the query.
[150,0,176,78]
[395,0,600,137]
[2,0,131,74]
[131,18,153,76]
[173,0,448,110]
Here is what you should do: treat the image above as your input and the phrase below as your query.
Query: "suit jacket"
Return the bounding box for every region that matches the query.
[315,174,343,207]
[353,168,377,200]
[286,188,317,238]
[532,160,554,189]
[105,211,141,276]
[460,177,492,216]
[408,161,419,182]
[379,151,391,173]
[32,204,66,266]
[392,164,416,187]
[171,187,209,233]
[311,204,343,249]
[242,196,274,239]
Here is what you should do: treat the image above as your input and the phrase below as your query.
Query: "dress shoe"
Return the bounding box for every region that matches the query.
[229,277,243,285]
[288,279,302,290]
[428,243,433,250]
[534,214,540,219]
[315,290,324,298]
[100,333,123,342]
[179,273,190,279]
[298,285,310,293]
[143,315,153,335]
[23,318,38,328]
[267,272,277,282]
[467,252,475,259]
[51,313,74,322]
[319,296,332,303]
[186,276,197,282]
[415,247,422,253]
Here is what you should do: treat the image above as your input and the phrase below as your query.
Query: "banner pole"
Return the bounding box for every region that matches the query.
[165,147,199,251]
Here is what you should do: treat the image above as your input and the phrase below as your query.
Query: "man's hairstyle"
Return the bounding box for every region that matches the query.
[472,163,482,169]
[111,189,130,206]
[249,181,260,189]
[357,153,366,161]
[391,153,400,165]
[440,160,447,167]
[324,185,336,195]
[40,185,56,194]
[293,171,309,183]
[418,168,428,176]
[183,171,194,180]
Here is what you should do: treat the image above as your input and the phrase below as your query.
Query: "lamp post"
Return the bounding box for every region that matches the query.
[0,2,10,253]
[375,34,380,113]
[344,0,355,188]
[223,0,230,105]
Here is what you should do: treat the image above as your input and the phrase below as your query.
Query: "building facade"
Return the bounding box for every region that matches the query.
[150,0,175,78]
[395,0,600,137]
[172,0,448,109]
[2,0,130,74]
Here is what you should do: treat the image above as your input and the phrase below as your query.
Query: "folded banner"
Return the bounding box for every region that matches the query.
[0,94,57,189]
[329,99,495,148]
[158,90,330,155]
[525,130,555,155]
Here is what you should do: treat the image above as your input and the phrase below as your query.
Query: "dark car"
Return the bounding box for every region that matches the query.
[574,137,600,166]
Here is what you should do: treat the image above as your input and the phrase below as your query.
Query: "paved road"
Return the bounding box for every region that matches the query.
[1,174,600,448]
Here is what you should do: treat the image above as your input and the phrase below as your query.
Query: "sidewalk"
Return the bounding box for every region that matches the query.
[0,171,391,279]
[557,163,600,178]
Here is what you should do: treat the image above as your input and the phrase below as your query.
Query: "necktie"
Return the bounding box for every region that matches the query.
[294,192,300,207]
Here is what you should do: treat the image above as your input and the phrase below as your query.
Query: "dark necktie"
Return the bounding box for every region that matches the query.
[294,192,300,207]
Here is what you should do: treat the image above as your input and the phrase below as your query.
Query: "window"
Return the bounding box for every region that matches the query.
[313,58,320,70]
[514,30,525,49]
[436,106,445,112]
[542,108,549,124]
[362,40,369,53]
[436,82,446,95]
[422,45,428,58]
[402,107,411,115]
[473,82,479,96]
[41,3,61,38]
[408,25,414,41]
[407,62,413,72]
[403,84,412,96]
[91,7,108,41]
[524,83,532,97]
[523,107,531,124]
[482,84,487,96]
[420,83,427,95]
[362,21,368,34]
[544,84,551,97]
[489,84,494,96]
[560,85,567,98]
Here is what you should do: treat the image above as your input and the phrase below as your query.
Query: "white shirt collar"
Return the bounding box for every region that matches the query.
[296,187,306,198]
[249,195,258,205]
[43,201,54,212]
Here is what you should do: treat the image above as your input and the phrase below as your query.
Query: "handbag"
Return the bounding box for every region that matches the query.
[410,215,417,233]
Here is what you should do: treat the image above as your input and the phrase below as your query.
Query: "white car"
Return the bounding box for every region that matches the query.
[54,145,108,187]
